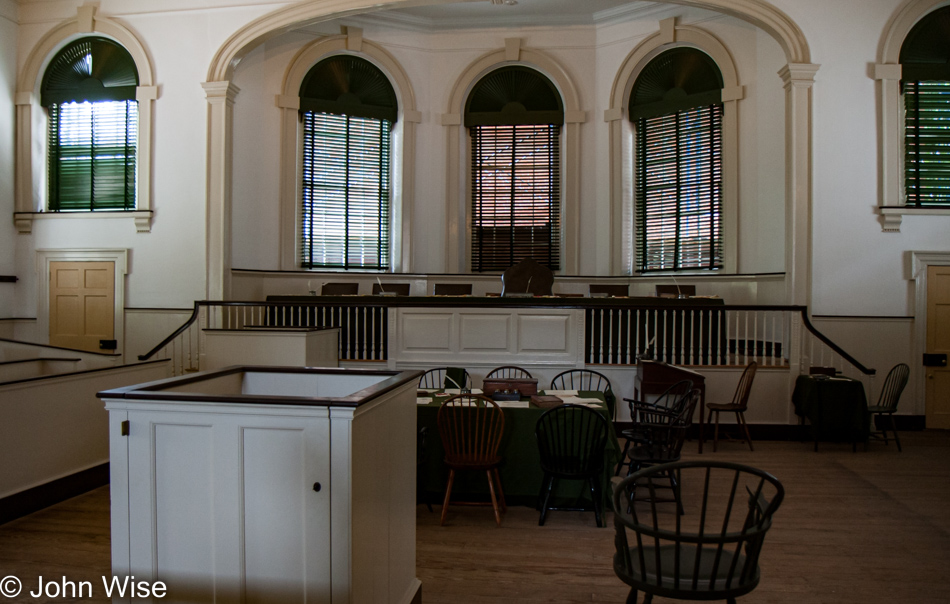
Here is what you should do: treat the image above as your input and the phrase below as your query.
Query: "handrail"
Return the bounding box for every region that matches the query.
[137,300,875,376]
[138,301,201,361]
[799,309,875,376]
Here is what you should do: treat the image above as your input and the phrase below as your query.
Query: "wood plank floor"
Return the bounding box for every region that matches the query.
[1,431,949,603]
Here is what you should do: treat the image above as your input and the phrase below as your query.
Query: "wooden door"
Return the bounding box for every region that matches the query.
[926,265,950,429]
[49,261,115,352]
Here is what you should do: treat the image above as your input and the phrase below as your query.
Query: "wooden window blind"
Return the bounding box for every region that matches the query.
[635,104,723,272]
[301,111,391,270]
[471,124,561,272]
[904,81,950,206]
[47,100,138,211]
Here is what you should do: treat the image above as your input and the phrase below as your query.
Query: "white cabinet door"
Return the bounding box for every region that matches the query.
[124,409,331,603]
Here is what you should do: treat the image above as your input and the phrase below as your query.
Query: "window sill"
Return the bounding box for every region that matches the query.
[878,206,950,232]
[14,211,152,234]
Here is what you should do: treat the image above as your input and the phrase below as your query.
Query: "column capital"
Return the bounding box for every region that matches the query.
[202,81,240,103]
[778,63,820,86]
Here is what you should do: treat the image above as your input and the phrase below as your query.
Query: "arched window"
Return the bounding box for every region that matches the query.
[298,55,397,270]
[900,6,950,206]
[630,47,724,273]
[41,37,139,211]
[465,66,564,272]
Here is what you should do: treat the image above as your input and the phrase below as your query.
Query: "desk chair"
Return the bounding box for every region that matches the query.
[437,395,506,526]
[705,361,757,452]
[590,284,628,297]
[535,404,608,527]
[613,461,784,604]
[433,283,472,296]
[551,369,615,417]
[618,379,693,476]
[321,282,359,295]
[419,367,472,390]
[485,365,532,379]
[867,362,910,452]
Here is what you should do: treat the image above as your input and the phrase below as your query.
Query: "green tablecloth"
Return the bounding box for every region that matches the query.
[792,375,869,445]
[417,391,621,509]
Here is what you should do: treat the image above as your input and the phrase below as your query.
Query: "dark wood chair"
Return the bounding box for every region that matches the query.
[436,394,507,526]
[321,282,359,295]
[535,404,609,527]
[622,389,700,514]
[705,361,758,452]
[433,283,472,296]
[867,362,910,452]
[419,367,472,390]
[501,258,553,296]
[590,284,628,297]
[613,461,784,604]
[617,379,693,476]
[485,365,532,379]
[551,369,615,417]
[372,282,410,295]
[655,284,696,298]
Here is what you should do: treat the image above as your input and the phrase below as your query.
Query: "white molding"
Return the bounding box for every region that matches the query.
[911,250,950,420]
[13,211,154,234]
[275,35,418,273]
[34,248,129,359]
[442,45,584,274]
[14,6,158,228]
[606,20,743,276]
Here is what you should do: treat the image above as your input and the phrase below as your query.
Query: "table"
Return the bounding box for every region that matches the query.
[792,375,869,450]
[417,391,621,510]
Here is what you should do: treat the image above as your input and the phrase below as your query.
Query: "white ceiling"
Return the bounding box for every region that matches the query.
[356,0,681,30]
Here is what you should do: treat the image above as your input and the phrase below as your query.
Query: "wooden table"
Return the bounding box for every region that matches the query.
[417,391,620,510]
[792,374,869,451]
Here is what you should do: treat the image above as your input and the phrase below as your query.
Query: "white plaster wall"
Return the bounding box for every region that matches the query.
[0,0,17,317]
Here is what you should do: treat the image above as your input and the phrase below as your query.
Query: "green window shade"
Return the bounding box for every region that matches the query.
[471,124,561,272]
[904,81,950,206]
[47,100,138,211]
[635,105,723,273]
[301,111,391,270]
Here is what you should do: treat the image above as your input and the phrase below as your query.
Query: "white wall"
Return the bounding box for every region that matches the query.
[0,0,17,318]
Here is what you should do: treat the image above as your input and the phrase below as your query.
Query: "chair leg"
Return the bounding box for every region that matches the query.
[588,476,604,528]
[486,470,503,527]
[440,469,455,526]
[616,438,631,476]
[538,473,555,526]
[890,414,902,452]
[737,411,754,451]
[493,468,507,512]
[625,587,639,604]
[712,409,721,452]
[669,469,684,516]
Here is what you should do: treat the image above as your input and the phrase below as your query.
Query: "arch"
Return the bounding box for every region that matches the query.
[14,5,158,233]
[207,0,810,83]
[606,20,743,275]
[275,32,420,271]
[441,42,585,273]
[875,0,950,231]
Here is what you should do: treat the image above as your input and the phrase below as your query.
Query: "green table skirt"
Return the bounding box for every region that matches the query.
[417,392,621,510]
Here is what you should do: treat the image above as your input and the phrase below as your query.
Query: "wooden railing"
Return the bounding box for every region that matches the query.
[140,300,874,381]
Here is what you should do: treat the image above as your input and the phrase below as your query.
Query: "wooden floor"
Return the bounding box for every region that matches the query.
[2,431,949,603]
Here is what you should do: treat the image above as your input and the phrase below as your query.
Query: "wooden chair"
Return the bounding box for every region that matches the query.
[590,284,628,297]
[485,365,533,379]
[613,461,784,604]
[436,395,507,526]
[535,404,608,527]
[321,282,359,295]
[617,379,693,476]
[551,369,615,416]
[705,361,757,452]
[501,258,554,296]
[419,367,472,390]
[433,283,472,296]
[622,390,700,514]
[372,282,410,295]
[867,362,910,452]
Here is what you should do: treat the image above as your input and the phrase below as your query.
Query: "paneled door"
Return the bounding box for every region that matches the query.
[926,265,950,429]
[49,261,115,352]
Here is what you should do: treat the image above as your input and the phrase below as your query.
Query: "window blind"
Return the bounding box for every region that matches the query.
[635,105,723,272]
[904,80,950,206]
[471,124,560,272]
[47,100,138,211]
[301,111,391,270]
